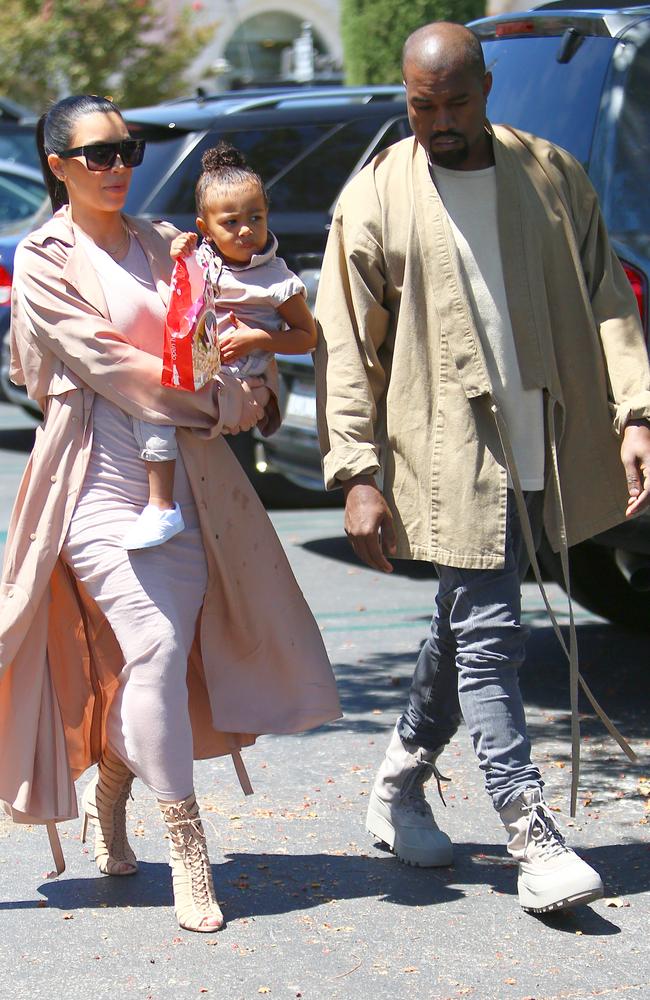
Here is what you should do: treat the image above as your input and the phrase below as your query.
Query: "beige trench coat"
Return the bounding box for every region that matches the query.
[315,127,650,569]
[0,208,341,836]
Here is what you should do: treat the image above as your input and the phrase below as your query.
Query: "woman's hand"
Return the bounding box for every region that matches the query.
[224,376,271,435]
[220,312,266,363]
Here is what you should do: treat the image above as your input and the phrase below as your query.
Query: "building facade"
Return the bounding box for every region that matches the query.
[186,0,343,90]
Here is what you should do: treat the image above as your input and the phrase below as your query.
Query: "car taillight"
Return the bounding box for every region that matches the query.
[621,260,647,330]
[0,263,11,307]
[495,21,536,37]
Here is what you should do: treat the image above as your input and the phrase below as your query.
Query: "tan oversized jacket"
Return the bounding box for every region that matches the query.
[315,127,650,569]
[0,209,341,845]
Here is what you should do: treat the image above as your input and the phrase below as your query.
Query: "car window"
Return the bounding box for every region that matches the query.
[0,172,45,224]
[482,35,616,166]
[267,116,400,211]
[0,125,39,168]
[146,124,332,215]
[124,131,192,214]
[370,116,411,156]
[601,38,650,237]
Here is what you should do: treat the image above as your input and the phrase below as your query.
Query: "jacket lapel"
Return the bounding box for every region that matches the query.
[46,209,110,318]
[411,141,491,399]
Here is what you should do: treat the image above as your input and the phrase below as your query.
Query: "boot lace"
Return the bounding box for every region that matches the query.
[163,805,218,910]
[524,800,569,861]
[400,762,449,816]
[109,780,134,860]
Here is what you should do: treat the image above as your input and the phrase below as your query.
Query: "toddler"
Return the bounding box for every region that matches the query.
[123,142,317,550]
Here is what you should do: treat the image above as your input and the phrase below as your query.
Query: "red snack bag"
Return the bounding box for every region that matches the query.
[162,253,221,391]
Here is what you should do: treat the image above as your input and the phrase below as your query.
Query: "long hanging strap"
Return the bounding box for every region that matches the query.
[490,400,636,816]
[231,749,254,796]
[46,822,66,877]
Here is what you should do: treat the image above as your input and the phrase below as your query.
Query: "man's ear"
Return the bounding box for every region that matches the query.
[483,71,493,101]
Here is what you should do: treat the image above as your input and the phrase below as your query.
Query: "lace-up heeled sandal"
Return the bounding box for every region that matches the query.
[81,748,138,876]
[158,793,224,933]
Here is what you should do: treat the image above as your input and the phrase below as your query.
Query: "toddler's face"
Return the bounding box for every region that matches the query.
[197,181,268,264]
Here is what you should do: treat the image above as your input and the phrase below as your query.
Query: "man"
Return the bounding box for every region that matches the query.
[314,21,650,914]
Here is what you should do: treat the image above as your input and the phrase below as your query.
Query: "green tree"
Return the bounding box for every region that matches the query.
[341,0,485,84]
[0,1,215,112]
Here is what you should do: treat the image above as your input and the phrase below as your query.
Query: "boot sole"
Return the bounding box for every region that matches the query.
[366,808,453,868]
[521,885,604,914]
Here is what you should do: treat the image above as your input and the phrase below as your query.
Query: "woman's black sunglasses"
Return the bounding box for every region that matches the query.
[58,139,146,171]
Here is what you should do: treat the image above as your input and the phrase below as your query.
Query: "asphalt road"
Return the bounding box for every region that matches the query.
[0,402,648,1000]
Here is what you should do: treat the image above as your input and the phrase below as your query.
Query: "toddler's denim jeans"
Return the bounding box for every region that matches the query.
[397,490,544,812]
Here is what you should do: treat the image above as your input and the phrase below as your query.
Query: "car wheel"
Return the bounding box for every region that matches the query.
[537,534,650,632]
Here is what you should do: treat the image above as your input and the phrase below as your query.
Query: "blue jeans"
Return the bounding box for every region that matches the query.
[397,491,544,812]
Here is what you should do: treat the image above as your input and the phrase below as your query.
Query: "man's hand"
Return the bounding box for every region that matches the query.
[220,312,266,364]
[170,231,198,261]
[621,419,650,517]
[342,475,397,573]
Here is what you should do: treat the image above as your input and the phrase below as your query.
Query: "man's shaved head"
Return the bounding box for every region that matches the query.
[402,21,485,81]
[401,21,493,170]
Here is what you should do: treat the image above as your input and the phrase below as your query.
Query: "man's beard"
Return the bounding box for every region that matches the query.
[428,132,469,169]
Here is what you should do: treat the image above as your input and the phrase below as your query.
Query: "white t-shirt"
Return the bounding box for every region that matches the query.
[431,163,545,491]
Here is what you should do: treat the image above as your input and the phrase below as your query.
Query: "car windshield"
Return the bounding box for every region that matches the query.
[482,35,616,167]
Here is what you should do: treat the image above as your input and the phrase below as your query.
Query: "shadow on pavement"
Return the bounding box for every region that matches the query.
[315,621,650,752]
[1,842,642,934]
[0,426,37,453]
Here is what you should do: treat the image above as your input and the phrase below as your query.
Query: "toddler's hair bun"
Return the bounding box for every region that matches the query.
[201,141,247,172]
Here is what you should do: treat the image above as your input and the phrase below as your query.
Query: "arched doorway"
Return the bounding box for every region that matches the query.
[224,11,331,85]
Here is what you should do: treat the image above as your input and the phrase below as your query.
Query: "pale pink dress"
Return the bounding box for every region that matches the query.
[60,232,207,800]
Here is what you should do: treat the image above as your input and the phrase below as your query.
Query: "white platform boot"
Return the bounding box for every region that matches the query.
[500,788,603,913]
[366,724,453,867]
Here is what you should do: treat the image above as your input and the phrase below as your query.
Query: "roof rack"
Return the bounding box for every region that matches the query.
[166,85,404,114]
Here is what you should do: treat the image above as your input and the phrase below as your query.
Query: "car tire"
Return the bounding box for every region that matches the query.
[537,534,650,632]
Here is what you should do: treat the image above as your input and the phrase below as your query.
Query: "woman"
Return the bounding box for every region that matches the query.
[0,95,340,933]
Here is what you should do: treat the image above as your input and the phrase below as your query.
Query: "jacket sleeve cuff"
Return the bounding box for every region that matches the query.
[613,393,650,435]
[323,443,380,490]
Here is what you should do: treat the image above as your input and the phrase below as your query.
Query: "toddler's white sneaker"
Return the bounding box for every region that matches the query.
[123,503,185,550]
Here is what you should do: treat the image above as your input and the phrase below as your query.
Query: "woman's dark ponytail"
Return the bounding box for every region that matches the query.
[195,140,268,217]
[36,95,123,212]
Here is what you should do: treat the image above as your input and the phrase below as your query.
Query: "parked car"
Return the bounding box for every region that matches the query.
[0,160,45,226]
[253,3,650,629]
[0,99,39,168]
